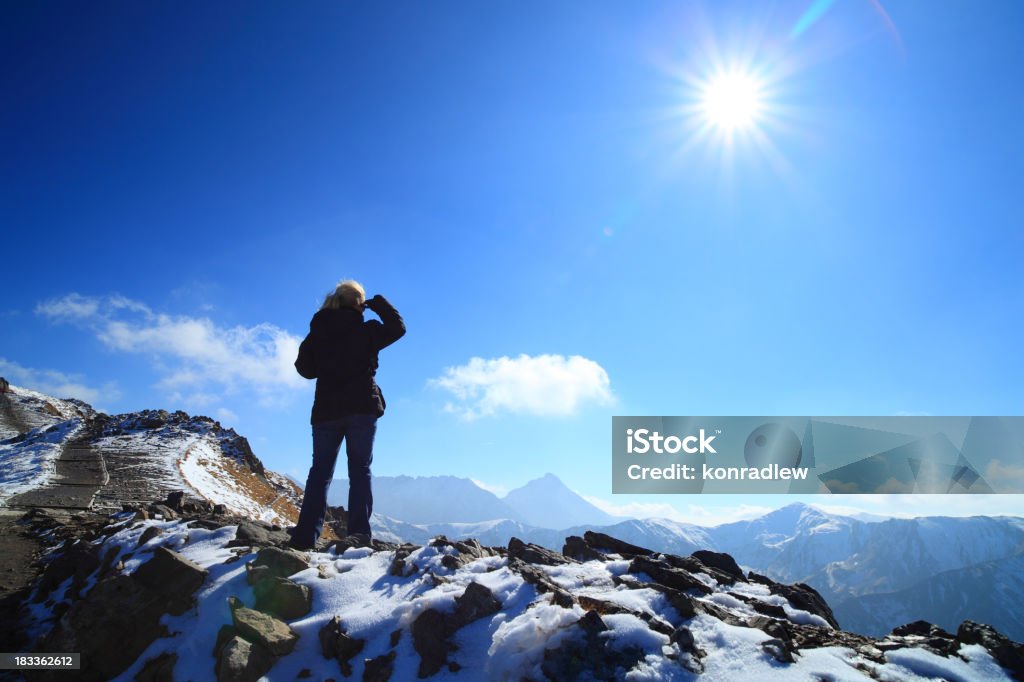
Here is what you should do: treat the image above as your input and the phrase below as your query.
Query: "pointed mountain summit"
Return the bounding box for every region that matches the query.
[329,474,524,525]
[502,473,620,529]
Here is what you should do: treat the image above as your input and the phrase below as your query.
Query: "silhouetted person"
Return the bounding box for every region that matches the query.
[290,280,405,550]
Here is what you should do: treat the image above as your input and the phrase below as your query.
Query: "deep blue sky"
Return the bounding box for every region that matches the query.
[3,1,1022,522]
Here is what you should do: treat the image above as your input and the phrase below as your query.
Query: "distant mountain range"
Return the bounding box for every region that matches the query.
[327,471,620,529]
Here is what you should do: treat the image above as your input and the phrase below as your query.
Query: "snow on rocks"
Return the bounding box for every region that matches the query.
[12,507,1022,682]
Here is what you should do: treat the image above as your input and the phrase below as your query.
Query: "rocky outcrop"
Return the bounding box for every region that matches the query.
[231,606,299,656]
[228,520,291,549]
[432,536,504,570]
[15,504,1024,682]
[957,621,1024,680]
[749,571,839,629]
[216,636,274,682]
[508,537,574,566]
[542,609,648,680]
[412,581,503,677]
[29,546,206,682]
[132,546,208,615]
[319,615,365,676]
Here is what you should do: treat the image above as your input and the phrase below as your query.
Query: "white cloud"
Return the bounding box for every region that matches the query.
[429,353,613,419]
[216,407,239,424]
[0,357,118,406]
[36,293,307,407]
[34,292,101,320]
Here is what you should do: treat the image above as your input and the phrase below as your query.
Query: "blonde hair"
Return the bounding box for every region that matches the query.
[322,280,366,310]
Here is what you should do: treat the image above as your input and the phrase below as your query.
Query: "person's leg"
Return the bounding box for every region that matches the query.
[291,418,346,547]
[344,414,377,538]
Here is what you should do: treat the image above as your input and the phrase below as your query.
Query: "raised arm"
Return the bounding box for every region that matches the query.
[364,295,406,350]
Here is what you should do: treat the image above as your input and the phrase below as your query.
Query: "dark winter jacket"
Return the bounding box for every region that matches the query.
[294,296,405,423]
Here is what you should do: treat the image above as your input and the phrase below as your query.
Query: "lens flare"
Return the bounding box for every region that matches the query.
[700,71,764,132]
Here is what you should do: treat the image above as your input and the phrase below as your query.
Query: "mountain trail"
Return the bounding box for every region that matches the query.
[0,392,29,436]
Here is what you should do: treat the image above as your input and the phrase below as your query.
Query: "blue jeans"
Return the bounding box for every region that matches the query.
[292,414,377,546]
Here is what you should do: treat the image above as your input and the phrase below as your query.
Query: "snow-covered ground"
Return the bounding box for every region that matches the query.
[35,517,1017,682]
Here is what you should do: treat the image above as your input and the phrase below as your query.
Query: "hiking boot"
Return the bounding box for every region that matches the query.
[348,533,372,546]
[285,526,318,551]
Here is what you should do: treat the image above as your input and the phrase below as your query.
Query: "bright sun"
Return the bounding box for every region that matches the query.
[700,71,764,132]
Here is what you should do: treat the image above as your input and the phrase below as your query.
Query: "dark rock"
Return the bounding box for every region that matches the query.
[582,531,656,558]
[136,526,164,548]
[661,554,739,587]
[508,537,574,566]
[957,620,1024,680]
[412,608,453,677]
[671,626,706,673]
[892,620,954,639]
[389,629,402,648]
[246,546,310,585]
[186,518,226,530]
[758,617,876,656]
[165,491,186,511]
[319,615,365,676]
[628,555,713,595]
[449,582,502,631]
[613,575,699,620]
[762,637,796,664]
[508,557,575,608]
[213,504,227,515]
[575,596,673,637]
[578,595,632,617]
[562,535,605,562]
[541,610,647,681]
[363,651,397,682]
[214,625,237,657]
[35,539,101,600]
[694,599,749,627]
[132,546,208,615]
[432,536,501,570]
[389,544,422,577]
[748,572,838,629]
[329,535,374,554]
[690,550,745,582]
[36,575,169,682]
[750,599,789,620]
[749,616,797,663]
[134,652,176,682]
[215,636,274,682]
[228,520,290,548]
[324,505,348,538]
[232,606,300,656]
[253,576,312,621]
[147,504,177,520]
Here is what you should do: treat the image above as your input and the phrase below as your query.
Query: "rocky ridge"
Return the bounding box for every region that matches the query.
[10,502,1023,682]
